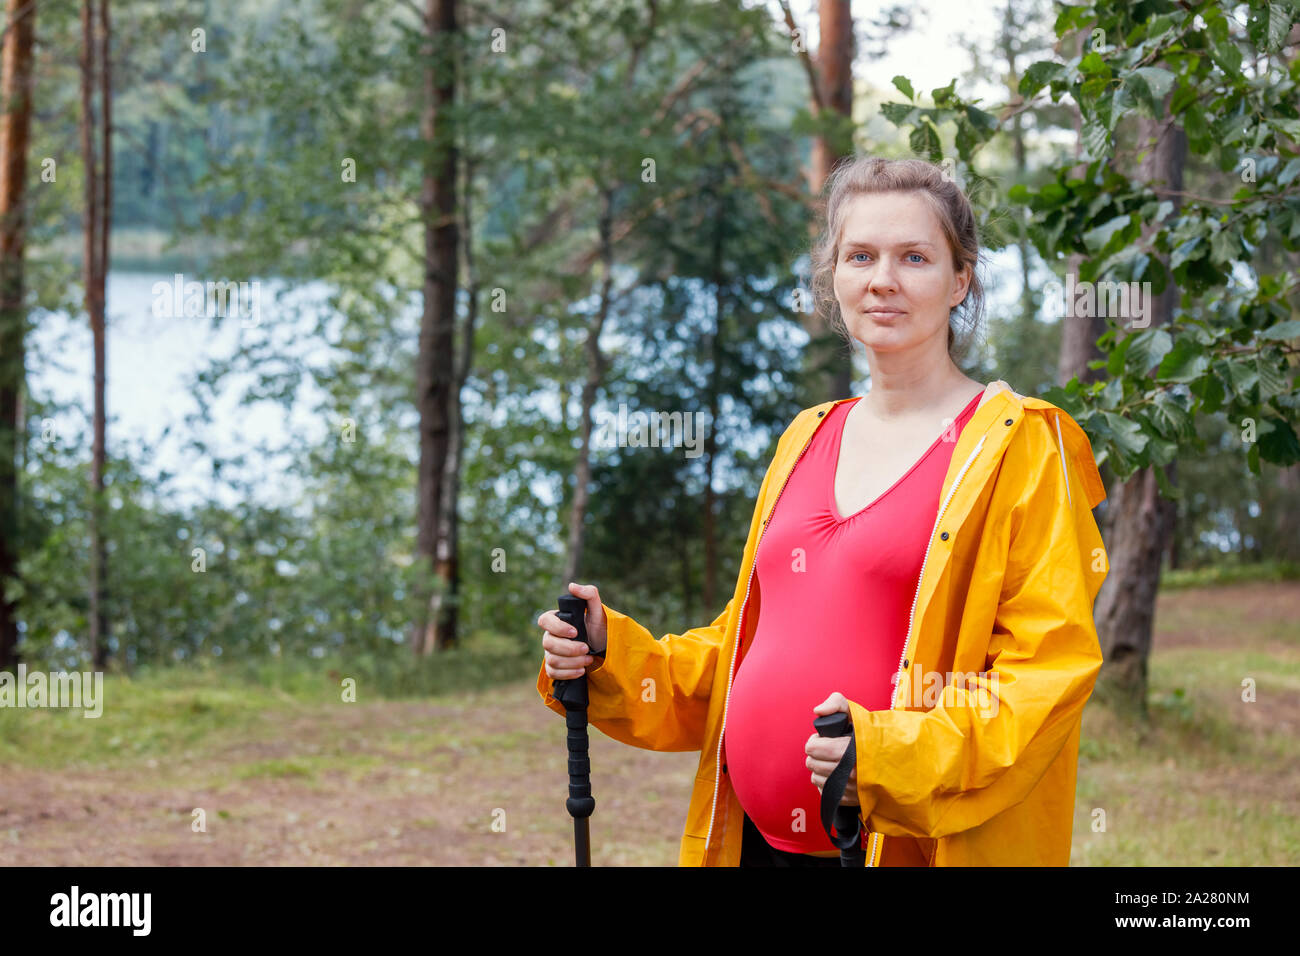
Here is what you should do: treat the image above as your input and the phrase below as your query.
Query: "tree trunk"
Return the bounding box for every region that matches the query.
[1002,4,1039,376]
[80,0,110,669]
[559,23,658,594]
[703,247,721,612]
[432,150,478,651]
[0,0,36,671]
[411,0,459,655]
[1056,29,1103,390]
[1092,114,1186,718]
[802,0,853,404]
[561,189,613,588]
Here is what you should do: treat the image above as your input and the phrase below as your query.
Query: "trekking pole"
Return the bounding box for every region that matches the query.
[553,594,595,866]
[814,712,868,867]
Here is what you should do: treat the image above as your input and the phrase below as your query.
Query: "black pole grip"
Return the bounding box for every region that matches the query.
[815,710,867,866]
[553,595,591,716]
[814,713,852,738]
[554,594,594,865]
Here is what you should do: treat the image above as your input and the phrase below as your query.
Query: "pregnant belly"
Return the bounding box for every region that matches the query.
[724,649,862,854]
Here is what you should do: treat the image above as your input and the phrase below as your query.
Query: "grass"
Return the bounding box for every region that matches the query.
[1,581,1296,865]
[1159,558,1300,590]
[0,671,308,770]
[1070,580,1300,865]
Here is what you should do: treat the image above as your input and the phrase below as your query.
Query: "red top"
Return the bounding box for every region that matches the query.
[724,391,982,853]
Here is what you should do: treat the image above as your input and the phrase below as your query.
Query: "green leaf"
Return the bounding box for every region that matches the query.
[1214,111,1252,147]
[1145,14,1175,41]
[1101,412,1148,456]
[1107,331,1134,377]
[955,117,977,160]
[1170,81,1199,115]
[1183,106,1211,149]
[1038,182,1069,206]
[1257,356,1289,398]
[1156,338,1210,383]
[880,102,917,126]
[1210,229,1240,266]
[909,121,941,160]
[1079,51,1109,77]
[1152,459,1183,499]
[1082,118,1110,158]
[1260,319,1300,340]
[1257,417,1300,465]
[965,104,998,132]
[1100,376,1124,410]
[1270,118,1300,141]
[1170,236,1204,270]
[1210,36,1243,75]
[1151,390,1196,442]
[1248,3,1293,54]
[931,78,957,107]
[1126,67,1176,114]
[1191,372,1226,412]
[1224,357,1259,398]
[1019,61,1064,98]
[1125,328,1173,375]
[1082,214,1132,253]
[891,76,915,101]
[1133,67,1175,101]
[1054,3,1095,34]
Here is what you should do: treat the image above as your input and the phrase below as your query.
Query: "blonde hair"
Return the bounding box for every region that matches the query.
[809,156,985,364]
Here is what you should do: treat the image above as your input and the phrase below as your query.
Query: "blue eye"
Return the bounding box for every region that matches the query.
[907,253,926,263]
[850,252,870,263]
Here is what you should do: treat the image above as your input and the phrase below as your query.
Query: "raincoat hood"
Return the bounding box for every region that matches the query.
[539,379,1109,866]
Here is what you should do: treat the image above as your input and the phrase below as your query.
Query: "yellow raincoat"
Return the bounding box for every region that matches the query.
[538,380,1109,866]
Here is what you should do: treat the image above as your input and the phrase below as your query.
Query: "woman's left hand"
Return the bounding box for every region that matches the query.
[805,692,859,806]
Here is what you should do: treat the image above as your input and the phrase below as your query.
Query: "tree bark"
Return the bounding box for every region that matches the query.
[561,189,613,588]
[802,0,854,404]
[431,148,478,651]
[411,0,459,655]
[1056,28,1103,389]
[80,0,110,669]
[0,0,36,671]
[559,17,658,593]
[1092,114,1186,718]
[703,222,722,612]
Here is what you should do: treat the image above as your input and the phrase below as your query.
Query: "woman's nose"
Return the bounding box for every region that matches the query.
[867,260,898,294]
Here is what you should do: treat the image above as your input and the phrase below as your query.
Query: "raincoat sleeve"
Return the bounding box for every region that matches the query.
[845,416,1107,840]
[535,596,736,752]
[537,419,796,753]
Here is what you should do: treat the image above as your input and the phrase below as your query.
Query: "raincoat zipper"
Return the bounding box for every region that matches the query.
[702,404,840,861]
[863,429,988,866]
[703,407,992,866]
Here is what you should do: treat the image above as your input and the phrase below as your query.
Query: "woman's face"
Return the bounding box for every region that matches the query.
[831,190,971,356]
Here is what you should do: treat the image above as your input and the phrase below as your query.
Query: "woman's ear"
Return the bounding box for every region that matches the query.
[950,263,972,308]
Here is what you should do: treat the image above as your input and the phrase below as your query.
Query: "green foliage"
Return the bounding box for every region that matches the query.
[11,0,1300,688]
[884,0,1300,483]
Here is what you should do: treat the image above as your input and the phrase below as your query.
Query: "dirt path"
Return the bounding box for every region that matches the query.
[0,683,699,866]
[2,581,1296,865]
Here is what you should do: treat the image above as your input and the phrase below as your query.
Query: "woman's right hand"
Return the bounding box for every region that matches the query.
[538,581,609,680]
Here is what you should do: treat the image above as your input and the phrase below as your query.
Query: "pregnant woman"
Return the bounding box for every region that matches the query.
[537,156,1109,866]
